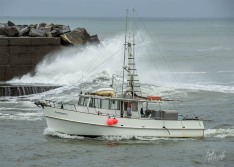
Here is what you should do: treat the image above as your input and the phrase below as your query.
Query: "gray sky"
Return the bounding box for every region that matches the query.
[1,0,234,17]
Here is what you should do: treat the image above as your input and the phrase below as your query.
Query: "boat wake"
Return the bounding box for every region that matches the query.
[43,128,85,140]
[43,128,193,141]
[43,128,234,141]
[204,128,234,138]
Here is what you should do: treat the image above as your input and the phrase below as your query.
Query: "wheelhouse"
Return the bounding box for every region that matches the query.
[77,94,167,119]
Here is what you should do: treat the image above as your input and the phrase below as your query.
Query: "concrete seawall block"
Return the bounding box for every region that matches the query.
[0,37,62,81]
[1,65,35,80]
[0,53,9,65]
[9,37,32,45]
[31,37,60,45]
[0,66,7,80]
[0,37,60,46]
[0,46,8,52]
[10,53,48,65]
[0,38,9,46]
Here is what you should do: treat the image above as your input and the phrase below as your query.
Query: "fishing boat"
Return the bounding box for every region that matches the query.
[36,10,204,138]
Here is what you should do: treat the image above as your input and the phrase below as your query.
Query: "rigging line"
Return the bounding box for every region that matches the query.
[131,21,167,91]
[134,15,168,89]
[135,27,167,89]
[133,14,180,111]
[135,29,178,109]
[80,45,105,77]
[134,13,175,83]
[115,44,125,94]
[134,11,194,114]
[59,46,123,103]
[77,47,123,83]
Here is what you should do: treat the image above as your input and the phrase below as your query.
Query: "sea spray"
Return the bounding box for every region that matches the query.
[8,34,125,85]
[7,31,234,94]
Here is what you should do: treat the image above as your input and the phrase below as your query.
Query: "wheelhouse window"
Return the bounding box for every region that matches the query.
[110,100,120,110]
[87,98,120,110]
[94,98,101,108]
[83,98,89,107]
[100,99,109,109]
[89,98,95,107]
[78,97,84,106]
[78,97,89,106]
[132,102,138,111]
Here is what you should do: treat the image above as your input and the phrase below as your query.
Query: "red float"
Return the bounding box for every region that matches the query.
[113,118,118,124]
[106,118,114,126]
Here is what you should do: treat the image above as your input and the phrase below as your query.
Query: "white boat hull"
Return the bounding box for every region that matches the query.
[43,106,205,138]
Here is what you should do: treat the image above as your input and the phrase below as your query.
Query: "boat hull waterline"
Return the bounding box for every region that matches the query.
[44,107,205,138]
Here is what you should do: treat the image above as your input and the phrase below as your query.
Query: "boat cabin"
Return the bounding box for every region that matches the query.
[75,94,178,120]
[77,94,143,118]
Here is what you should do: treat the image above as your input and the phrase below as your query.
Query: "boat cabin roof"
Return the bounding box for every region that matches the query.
[79,94,161,103]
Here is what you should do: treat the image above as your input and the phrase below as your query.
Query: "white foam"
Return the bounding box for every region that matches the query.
[217,71,234,73]
[197,46,225,52]
[181,83,234,93]
[0,107,38,111]
[205,128,234,138]
[44,129,234,140]
[0,112,43,121]
[43,128,196,141]
[8,34,125,85]
[106,136,195,141]
[43,128,84,140]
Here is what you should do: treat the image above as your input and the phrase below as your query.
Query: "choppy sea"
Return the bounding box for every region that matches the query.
[0,16,234,167]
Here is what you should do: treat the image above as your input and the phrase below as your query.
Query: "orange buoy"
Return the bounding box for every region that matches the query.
[106,118,114,126]
[113,118,118,124]
[146,96,162,101]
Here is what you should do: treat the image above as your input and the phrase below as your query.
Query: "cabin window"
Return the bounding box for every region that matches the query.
[110,100,120,110]
[94,98,101,108]
[89,98,95,107]
[83,97,89,107]
[123,102,138,111]
[101,99,109,109]
[132,102,138,111]
[78,97,84,106]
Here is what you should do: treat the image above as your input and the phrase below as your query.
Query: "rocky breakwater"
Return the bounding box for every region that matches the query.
[0,21,100,96]
[0,20,100,81]
[0,20,99,44]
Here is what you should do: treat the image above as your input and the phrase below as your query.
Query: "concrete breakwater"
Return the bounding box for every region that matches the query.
[0,84,60,96]
[0,21,100,81]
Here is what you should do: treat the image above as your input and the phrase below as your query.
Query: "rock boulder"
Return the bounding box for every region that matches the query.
[18,26,30,36]
[46,29,60,37]
[7,21,15,26]
[60,31,83,45]
[29,28,46,37]
[0,24,5,35]
[4,26,19,37]
[73,27,90,43]
[90,35,100,44]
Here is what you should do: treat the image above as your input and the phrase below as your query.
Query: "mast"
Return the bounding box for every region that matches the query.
[121,9,128,96]
[122,9,141,99]
[132,9,135,99]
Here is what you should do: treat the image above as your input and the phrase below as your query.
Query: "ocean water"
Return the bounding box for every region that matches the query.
[0,17,234,167]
